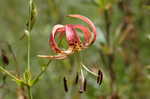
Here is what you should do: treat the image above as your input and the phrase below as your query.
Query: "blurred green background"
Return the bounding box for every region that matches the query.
[0,0,150,99]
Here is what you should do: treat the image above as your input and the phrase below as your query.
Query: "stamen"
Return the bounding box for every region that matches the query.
[63,77,68,92]
[79,84,84,93]
[79,78,87,93]
[79,69,84,93]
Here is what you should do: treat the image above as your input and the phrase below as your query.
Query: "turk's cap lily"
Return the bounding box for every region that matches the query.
[38,14,97,59]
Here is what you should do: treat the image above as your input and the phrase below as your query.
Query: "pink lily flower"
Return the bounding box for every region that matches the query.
[38,14,97,59]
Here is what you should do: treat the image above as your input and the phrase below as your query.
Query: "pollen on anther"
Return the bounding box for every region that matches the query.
[63,77,68,92]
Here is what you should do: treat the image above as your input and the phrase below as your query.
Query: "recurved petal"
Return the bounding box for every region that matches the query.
[37,54,68,60]
[37,46,74,60]
[49,25,65,53]
[67,14,97,46]
[73,24,91,44]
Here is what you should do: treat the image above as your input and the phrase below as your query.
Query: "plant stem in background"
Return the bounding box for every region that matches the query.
[104,9,111,44]
[47,0,63,24]
[103,9,116,94]
[117,0,143,98]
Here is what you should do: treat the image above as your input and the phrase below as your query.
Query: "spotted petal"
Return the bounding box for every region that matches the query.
[65,24,81,46]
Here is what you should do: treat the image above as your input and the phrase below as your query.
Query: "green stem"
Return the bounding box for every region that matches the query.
[32,60,52,86]
[0,66,29,87]
[27,33,31,72]
[27,86,33,99]
[76,52,82,72]
[27,0,33,72]
[26,0,33,98]
[0,66,20,81]
[38,60,51,77]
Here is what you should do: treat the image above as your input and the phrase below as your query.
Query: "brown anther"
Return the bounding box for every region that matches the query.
[2,54,9,66]
[1,50,9,66]
[79,90,84,93]
[63,77,68,92]
[83,79,87,91]
[74,73,79,85]
[97,69,103,85]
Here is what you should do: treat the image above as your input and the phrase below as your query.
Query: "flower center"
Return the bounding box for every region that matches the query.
[72,41,83,52]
